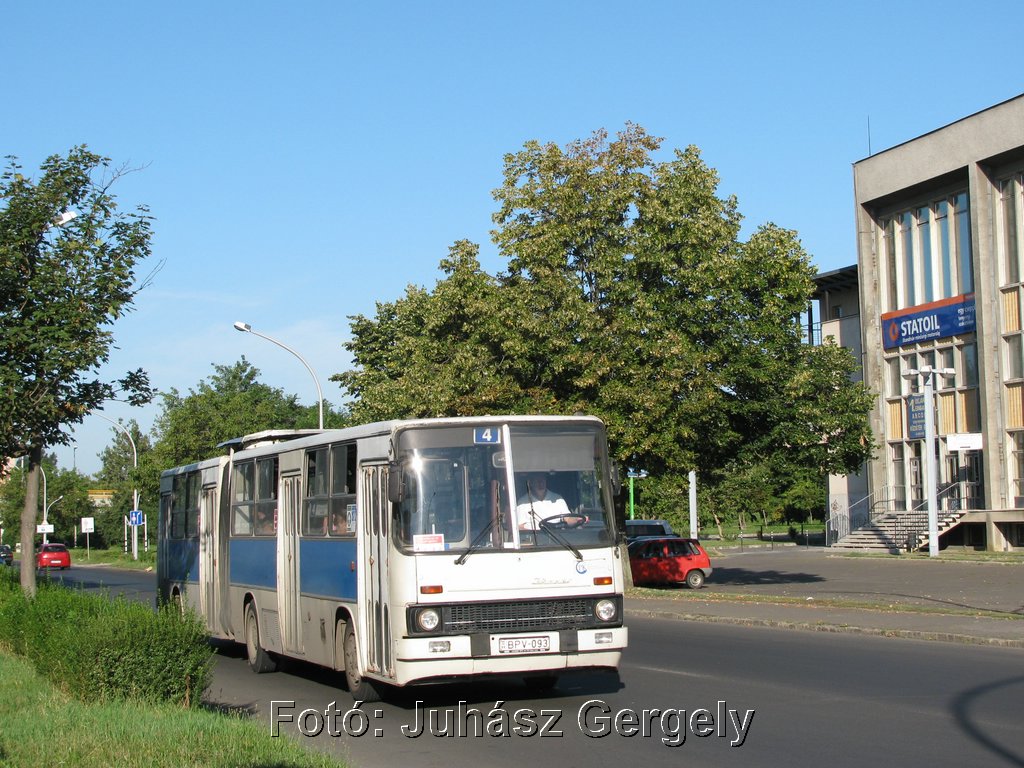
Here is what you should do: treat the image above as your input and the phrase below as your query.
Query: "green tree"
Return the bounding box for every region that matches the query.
[148,357,343,476]
[0,457,92,550]
[0,147,154,594]
[337,126,874,527]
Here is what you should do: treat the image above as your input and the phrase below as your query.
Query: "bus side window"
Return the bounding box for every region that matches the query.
[304,448,328,536]
[231,461,255,536]
[233,506,253,536]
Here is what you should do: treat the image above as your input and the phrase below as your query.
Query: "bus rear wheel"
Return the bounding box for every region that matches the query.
[343,621,380,702]
[244,603,277,674]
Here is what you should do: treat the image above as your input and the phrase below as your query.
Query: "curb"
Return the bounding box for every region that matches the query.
[625,607,1024,649]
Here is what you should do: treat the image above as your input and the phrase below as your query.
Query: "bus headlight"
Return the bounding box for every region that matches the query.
[416,608,441,632]
[595,599,617,622]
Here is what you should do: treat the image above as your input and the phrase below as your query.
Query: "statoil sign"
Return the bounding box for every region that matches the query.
[881,294,976,350]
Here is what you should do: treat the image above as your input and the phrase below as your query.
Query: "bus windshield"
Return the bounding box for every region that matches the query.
[394,423,614,553]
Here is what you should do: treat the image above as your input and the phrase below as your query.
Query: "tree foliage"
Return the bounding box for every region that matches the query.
[0,147,155,594]
[336,126,874,530]
[148,357,343,473]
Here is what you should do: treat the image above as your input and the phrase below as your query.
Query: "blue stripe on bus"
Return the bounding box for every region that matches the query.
[299,538,358,600]
[229,538,277,589]
[165,539,200,584]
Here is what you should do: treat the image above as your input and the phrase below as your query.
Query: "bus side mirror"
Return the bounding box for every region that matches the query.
[387,462,405,503]
[610,462,621,496]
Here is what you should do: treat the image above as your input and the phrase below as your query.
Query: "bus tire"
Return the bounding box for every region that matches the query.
[343,621,380,702]
[244,603,277,674]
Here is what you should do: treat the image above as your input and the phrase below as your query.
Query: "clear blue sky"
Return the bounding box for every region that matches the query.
[4,1,1023,476]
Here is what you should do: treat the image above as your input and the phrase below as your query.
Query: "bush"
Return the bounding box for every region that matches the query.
[0,568,211,707]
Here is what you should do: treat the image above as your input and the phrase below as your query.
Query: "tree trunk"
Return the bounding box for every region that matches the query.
[19,445,41,597]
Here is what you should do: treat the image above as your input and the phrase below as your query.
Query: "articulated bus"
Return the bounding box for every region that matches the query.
[157,415,628,699]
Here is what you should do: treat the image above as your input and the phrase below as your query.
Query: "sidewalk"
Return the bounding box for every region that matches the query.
[625,547,1024,648]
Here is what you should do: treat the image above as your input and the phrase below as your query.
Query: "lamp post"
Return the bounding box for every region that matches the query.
[903,365,955,558]
[96,414,140,560]
[45,496,63,539]
[627,469,648,520]
[40,464,49,546]
[233,322,324,430]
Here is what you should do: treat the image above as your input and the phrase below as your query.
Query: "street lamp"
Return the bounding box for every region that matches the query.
[233,321,325,430]
[902,365,955,558]
[627,469,648,520]
[95,414,140,560]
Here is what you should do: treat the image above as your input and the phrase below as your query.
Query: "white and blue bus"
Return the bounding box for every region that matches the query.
[157,415,627,699]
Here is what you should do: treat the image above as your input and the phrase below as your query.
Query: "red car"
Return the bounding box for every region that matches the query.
[628,536,712,589]
[36,543,71,570]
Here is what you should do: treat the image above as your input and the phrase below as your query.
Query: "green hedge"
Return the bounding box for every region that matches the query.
[0,568,212,707]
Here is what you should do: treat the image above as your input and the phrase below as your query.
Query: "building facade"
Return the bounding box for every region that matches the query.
[851,94,1024,551]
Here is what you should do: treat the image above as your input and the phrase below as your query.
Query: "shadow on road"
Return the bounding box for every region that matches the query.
[701,567,826,587]
[951,674,1024,767]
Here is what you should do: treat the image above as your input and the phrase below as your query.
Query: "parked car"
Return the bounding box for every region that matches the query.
[628,536,712,589]
[36,543,71,570]
[624,518,675,541]
[0,544,12,566]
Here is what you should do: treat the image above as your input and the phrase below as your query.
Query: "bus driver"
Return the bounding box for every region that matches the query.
[516,472,570,530]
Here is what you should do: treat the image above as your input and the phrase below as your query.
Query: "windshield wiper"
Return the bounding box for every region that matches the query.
[454,517,495,565]
[538,520,583,561]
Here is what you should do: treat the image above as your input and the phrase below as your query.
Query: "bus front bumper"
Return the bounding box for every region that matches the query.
[388,626,627,686]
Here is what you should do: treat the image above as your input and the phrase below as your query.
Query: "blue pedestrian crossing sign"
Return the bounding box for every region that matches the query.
[129,510,144,526]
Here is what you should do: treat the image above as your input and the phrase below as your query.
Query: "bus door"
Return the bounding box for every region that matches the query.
[278,473,303,655]
[361,464,394,680]
[199,483,218,630]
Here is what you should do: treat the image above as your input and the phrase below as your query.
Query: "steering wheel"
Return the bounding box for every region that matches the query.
[539,513,589,530]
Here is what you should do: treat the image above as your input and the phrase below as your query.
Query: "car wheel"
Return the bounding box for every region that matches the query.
[343,621,380,702]
[686,569,705,589]
[244,603,278,674]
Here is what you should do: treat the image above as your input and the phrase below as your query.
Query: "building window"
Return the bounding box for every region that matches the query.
[880,191,974,312]
[999,175,1022,286]
[1007,335,1024,381]
[1012,432,1024,504]
[955,192,973,294]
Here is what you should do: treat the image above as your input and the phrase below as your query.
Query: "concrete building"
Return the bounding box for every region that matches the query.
[829,94,1024,552]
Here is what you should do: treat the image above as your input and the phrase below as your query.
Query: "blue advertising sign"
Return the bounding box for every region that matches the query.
[906,394,925,440]
[881,294,976,350]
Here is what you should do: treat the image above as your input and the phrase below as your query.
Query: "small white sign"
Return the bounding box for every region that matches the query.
[948,433,983,452]
[81,517,95,534]
[413,533,445,551]
[36,523,54,534]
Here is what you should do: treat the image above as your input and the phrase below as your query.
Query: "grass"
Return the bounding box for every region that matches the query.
[0,652,345,768]
[626,582,1024,620]
[67,546,157,570]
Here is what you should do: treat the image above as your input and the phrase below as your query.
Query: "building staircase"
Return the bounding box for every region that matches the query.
[828,486,971,552]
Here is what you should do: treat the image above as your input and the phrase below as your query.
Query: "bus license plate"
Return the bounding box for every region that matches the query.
[498,636,550,654]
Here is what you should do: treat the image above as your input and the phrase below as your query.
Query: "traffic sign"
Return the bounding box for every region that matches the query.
[129,510,144,526]
[81,517,95,534]
[36,523,54,534]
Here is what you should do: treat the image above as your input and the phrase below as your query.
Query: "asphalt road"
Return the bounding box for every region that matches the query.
[209,614,1024,768]
[49,563,1024,768]
[691,547,1024,614]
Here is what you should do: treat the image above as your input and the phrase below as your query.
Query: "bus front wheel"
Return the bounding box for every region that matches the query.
[244,603,277,674]
[343,621,380,702]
